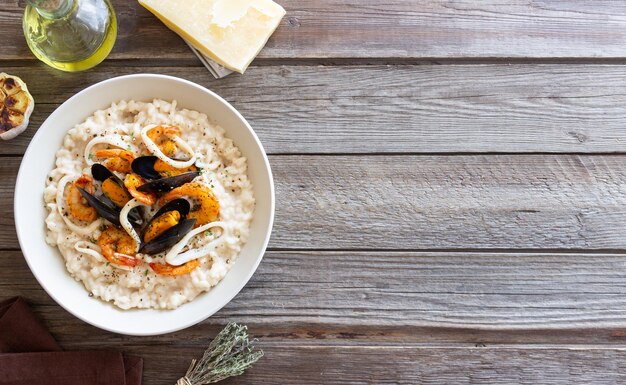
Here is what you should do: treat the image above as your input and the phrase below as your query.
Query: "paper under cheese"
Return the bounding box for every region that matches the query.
[139,0,286,73]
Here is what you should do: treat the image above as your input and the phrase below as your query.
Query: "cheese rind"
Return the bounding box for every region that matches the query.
[139,0,286,73]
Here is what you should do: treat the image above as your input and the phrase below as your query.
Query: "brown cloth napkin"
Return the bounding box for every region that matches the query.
[0,297,143,385]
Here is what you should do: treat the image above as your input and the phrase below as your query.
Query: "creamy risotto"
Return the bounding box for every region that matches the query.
[43,99,254,309]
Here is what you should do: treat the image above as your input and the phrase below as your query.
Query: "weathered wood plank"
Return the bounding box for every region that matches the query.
[8,259,626,385]
[5,1,626,60]
[4,64,626,155]
[182,346,626,385]
[8,249,626,383]
[16,341,626,384]
[6,327,626,385]
[271,154,626,249]
[5,340,616,385]
[271,155,626,249]
[4,155,626,249]
[184,346,626,385]
[6,249,626,329]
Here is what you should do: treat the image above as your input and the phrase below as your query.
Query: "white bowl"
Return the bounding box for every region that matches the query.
[14,74,275,336]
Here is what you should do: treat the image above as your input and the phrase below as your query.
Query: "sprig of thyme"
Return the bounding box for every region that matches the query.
[176,323,263,385]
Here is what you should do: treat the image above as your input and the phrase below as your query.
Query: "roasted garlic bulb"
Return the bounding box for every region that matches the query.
[0,73,34,140]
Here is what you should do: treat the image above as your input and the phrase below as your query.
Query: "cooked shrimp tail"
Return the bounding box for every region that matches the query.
[66,175,98,222]
[159,182,219,227]
[98,226,139,267]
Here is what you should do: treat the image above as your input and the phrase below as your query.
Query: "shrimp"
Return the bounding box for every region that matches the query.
[95,149,135,173]
[149,259,199,276]
[143,211,180,242]
[159,182,219,227]
[154,159,197,177]
[147,125,181,157]
[97,226,139,267]
[141,125,196,169]
[66,175,98,222]
[124,173,157,205]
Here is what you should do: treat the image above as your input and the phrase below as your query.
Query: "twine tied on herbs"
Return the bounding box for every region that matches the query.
[176,323,263,385]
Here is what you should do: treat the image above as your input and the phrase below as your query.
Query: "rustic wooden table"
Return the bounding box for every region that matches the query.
[5,0,626,383]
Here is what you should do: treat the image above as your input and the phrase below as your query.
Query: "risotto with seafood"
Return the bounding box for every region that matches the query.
[43,99,254,309]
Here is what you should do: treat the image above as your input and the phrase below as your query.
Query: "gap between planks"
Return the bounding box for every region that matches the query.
[12,57,626,67]
[6,64,626,155]
[7,249,626,329]
[4,154,626,250]
[48,344,626,385]
[7,0,626,61]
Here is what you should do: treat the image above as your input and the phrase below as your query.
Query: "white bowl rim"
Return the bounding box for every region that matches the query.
[14,74,275,335]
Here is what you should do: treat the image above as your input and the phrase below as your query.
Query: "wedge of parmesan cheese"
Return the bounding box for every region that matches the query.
[139,0,286,73]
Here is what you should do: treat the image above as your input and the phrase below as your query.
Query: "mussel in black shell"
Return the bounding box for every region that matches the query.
[140,198,190,240]
[91,163,116,182]
[138,199,194,255]
[140,218,196,255]
[89,163,143,226]
[132,155,199,180]
[78,188,144,227]
[94,165,130,206]
[131,156,161,180]
[78,187,122,226]
[150,198,190,220]
[136,171,201,193]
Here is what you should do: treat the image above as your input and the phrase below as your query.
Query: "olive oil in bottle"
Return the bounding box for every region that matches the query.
[23,0,117,72]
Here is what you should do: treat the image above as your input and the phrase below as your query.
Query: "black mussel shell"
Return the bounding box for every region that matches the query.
[79,189,144,227]
[139,218,196,255]
[140,199,190,240]
[78,187,121,225]
[152,198,191,219]
[92,163,126,198]
[98,194,144,227]
[91,164,114,182]
[127,208,144,227]
[98,194,119,211]
[131,156,160,180]
[92,163,140,218]
[137,171,200,193]
[92,163,126,187]
[121,204,144,227]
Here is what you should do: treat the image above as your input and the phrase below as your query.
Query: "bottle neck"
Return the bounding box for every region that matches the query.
[27,0,75,19]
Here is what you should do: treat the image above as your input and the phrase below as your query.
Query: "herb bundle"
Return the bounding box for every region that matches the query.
[176,323,263,385]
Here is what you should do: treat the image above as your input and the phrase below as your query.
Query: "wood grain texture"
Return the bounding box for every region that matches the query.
[6,248,626,329]
[4,64,626,155]
[42,343,626,385]
[3,154,626,250]
[5,0,626,382]
[272,154,626,250]
[5,250,626,383]
[200,346,626,385]
[210,346,626,385]
[5,1,626,60]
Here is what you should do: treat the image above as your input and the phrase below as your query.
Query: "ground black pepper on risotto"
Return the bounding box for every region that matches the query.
[44,99,254,309]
